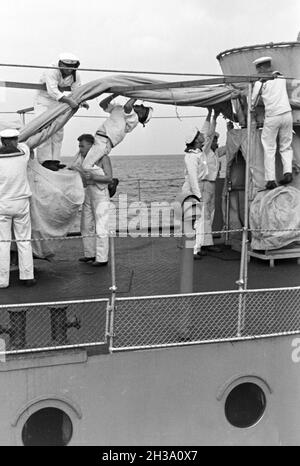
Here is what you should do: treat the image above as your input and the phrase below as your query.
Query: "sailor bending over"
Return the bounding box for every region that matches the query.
[81,94,153,170]
[35,53,89,167]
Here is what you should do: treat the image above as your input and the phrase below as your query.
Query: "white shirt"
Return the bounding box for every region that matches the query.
[0,143,31,202]
[201,120,219,181]
[217,146,227,178]
[182,149,208,200]
[252,76,291,117]
[97,102,139,147]
[36,64,81,106]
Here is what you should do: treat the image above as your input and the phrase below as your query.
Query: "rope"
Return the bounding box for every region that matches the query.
[0,62,298,80]
[3,227,300,244]
[0,111,209,120]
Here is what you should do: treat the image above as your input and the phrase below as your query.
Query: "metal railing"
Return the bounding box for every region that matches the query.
[2,232,300,357]
[111,286,300,352]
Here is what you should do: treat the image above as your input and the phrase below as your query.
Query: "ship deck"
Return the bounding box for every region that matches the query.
[1,235,300,305]
[1,235,300,355]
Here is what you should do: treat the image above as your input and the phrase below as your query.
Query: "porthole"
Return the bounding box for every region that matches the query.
[225,382,266,428]
[22,407,73,446]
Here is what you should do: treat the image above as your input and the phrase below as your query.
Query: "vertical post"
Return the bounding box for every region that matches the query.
[225,180,232,244]
[137,179,141,202]
[179,202,199,294]
[179,237,194,294]
[107,234,117,352]
[237,82,252,336]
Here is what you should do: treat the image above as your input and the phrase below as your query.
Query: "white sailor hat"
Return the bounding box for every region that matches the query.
[185,127,200,145]
[58,52,80,64]
[0,129,20,138]
[253,56,272,67]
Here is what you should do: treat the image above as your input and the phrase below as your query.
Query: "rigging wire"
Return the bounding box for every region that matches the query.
[0,111,208,119]
[0,62,298,80]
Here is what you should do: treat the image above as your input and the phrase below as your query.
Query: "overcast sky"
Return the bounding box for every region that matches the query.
[1,0,300,156]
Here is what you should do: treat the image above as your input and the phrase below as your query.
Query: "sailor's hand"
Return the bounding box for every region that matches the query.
[231,90,241,99]
[83,170,94,181]
[66,97,79,109]
[81,102,89,110]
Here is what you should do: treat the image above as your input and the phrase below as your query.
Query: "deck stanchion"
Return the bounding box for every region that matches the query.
[179,200,200,295]
[237,82,253,336]
[107,234,117,352]
[225,180,232,244]
[179,236,194,295]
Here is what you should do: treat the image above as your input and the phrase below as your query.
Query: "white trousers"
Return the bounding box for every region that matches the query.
[0,198,34,288]
[82,137,112,170]
[81,186,110,262]
[261,111,293,181]
[194,180,215,253]
[35,103,64,163]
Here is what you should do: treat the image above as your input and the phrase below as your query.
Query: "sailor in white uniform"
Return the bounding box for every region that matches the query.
[0,129,36,288]
[70,134,113,267]
[252,56,293,189]
[70,96,152,266]
[183,109,222,258]
[81,94,153,170]
[35,53,88,166]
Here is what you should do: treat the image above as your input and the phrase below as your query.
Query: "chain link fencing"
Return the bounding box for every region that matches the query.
[111,287,300,351]
[2,285,300,355]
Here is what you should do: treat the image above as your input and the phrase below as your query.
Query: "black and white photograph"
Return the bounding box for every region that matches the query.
[0,0,299,448]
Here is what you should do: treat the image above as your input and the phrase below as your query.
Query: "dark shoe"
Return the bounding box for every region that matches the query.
[196,249,208,257]
[22,279,37,287]
[204,245,222,253]
[108,178,119,198]
[265,181,277,190]
[42,160,59,171]
[78,256,96,263]
[279,172,293,185]
[92,261,108,267]
[194,253,202,260]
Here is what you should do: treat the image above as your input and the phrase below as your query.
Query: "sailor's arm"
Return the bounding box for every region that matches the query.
[44,69,64,101]
[84,156,113,184]
[203,110,218,155]
[59,95,79,109]
[251,81,263,109]
[201,108,212,136]
[99,93,119,112]
[124,98,137,114]
[217,146,226,157]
